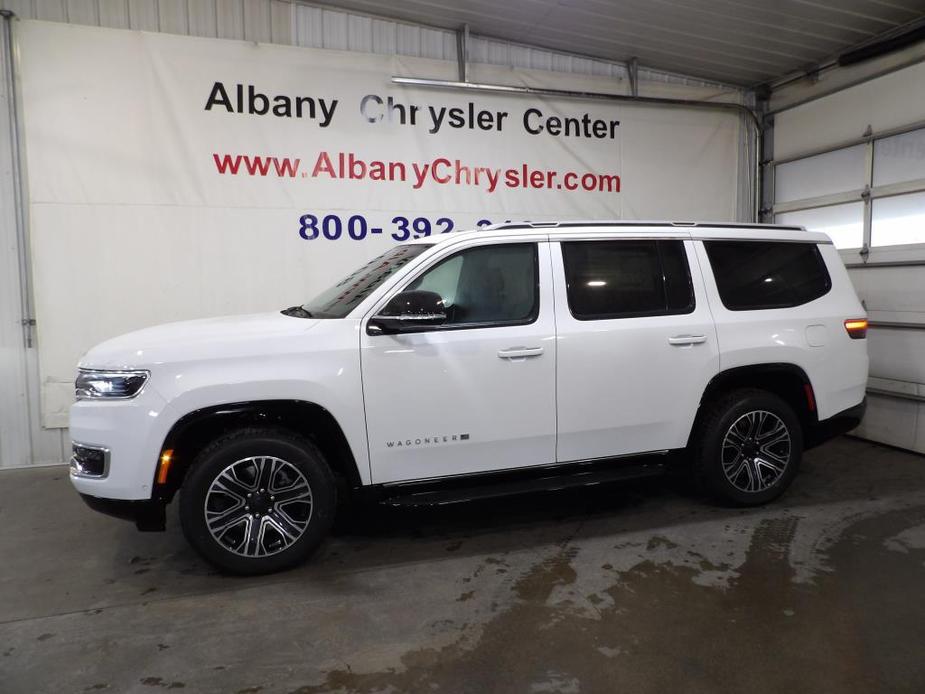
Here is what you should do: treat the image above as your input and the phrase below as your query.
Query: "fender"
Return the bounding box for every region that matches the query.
[687,363,818,447]
[153,399,363,501]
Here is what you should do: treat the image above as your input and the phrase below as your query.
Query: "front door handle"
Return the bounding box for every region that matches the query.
[498,346,544,359]
[668,334,707,346]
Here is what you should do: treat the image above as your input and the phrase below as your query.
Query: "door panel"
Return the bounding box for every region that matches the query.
[553,239,719,461]
[361,241,556,484]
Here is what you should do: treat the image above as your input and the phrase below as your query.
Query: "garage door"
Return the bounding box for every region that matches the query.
[774,122,925,453]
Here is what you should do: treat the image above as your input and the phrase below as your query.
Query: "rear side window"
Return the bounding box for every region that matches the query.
[704,241,831,311]
[561,240,695,320]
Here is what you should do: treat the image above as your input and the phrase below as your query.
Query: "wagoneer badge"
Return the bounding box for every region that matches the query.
[387,434,470,448]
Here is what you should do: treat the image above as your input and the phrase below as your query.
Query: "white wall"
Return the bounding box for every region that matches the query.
[773,61,925,454]
[0,16,31,466]
[0,16,69,466]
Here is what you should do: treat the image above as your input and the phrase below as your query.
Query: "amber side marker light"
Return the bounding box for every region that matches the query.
[156,449,174,484]
[844,318,869,339]
[803,383,816,412]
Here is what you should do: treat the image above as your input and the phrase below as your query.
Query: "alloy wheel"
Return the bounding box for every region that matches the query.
[721,410,792,494]
[203,456,313,557]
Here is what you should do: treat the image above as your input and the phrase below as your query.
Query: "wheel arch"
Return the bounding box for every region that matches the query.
[153,400,362,501]
[687,363,817,448]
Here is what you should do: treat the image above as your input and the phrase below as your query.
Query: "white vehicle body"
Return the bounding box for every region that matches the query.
[70,222,868,544]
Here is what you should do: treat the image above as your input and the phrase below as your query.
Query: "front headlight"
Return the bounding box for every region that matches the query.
[75,369,149,400]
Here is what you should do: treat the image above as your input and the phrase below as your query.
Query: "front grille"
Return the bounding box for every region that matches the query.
[70,443,109,478]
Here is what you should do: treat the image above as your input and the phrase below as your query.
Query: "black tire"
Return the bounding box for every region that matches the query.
[693,388,802,506]
[179,427,337,575]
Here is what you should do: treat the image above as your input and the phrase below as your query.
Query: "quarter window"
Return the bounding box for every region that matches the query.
[704,241,831,310]
[405,243,539,327]
[561,240,694,320]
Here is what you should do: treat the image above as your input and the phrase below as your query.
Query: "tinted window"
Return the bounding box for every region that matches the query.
[561,240,694,320]
[704,241,831,311]
[406,243,538,327]
[303,244,430,318]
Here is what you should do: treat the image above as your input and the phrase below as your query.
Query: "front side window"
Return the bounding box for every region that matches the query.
[561,240,694,320]
[704,241,831,311]
[302,244,430,318]
[405,243,539,327]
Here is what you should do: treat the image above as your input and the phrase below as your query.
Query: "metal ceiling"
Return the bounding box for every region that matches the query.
[308,0,925,86]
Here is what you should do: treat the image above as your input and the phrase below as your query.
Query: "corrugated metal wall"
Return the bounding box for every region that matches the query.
[0,0,293,40]
[0,0,745,467]
[0,0,732,88]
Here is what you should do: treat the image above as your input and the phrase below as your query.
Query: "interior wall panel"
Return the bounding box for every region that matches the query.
[98,0,129,28]
[302,0,925,86]
[128,0,160,31]
[269,0,291,44]
[243,0,270,42]
[0,0,737,89]
[35,1,67,22]
[187,0,219,38]
[0,15,67,467]
[66,0,99,25]
[0,13,32,467]
[216,0,244,39]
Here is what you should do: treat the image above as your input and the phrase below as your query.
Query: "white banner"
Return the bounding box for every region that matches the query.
[16,20,743,426]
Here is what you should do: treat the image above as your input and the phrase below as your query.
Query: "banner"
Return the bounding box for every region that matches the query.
[16,20,743,426]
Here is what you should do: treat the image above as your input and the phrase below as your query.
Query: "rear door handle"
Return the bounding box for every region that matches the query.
[668,334,707,346]
[498,346,544,359]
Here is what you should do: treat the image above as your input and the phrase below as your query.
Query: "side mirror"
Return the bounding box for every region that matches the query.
[368,290,447,335]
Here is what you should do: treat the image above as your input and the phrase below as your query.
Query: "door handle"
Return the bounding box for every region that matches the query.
[497,346,544,359]
[668,334,707,346]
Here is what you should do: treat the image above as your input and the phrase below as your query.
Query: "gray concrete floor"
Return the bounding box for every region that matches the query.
[1,437,925,693]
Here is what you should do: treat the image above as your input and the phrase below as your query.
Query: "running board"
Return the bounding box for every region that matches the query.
[379,457,668,508]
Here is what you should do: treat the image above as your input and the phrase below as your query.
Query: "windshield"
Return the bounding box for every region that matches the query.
[299,244,431,318]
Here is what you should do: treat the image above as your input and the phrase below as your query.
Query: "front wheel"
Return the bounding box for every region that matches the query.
[694,389,802,506]
[179,428,336,575]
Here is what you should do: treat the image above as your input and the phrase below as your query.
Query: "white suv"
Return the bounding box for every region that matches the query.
[70,222,868,574]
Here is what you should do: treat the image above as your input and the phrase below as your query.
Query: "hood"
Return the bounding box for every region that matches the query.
[79,312,321,369]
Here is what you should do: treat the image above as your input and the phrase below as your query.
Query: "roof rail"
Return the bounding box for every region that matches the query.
[487,221,806,232]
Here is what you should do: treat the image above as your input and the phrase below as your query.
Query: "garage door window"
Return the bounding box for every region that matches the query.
[774,124,925,255]
[406,243,538,327]
[704,241,831,310]
[873,128,925,187]
[775,146,867,204]
[776,202,864,250]
[872,192,925,247]
[561,240,694,320]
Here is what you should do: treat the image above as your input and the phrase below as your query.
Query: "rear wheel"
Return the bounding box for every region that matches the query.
[694,389,802,506]
[179,428,336,575]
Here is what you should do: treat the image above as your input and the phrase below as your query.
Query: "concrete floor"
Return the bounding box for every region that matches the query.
[1,437,924,694]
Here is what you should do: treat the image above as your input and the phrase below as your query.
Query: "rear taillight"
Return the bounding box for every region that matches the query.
[844,318,868,339]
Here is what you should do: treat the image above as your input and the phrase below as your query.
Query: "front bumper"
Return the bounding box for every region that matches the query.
[69,385,169,500]
[70,383,173,531]
[79,494,166,531]
[806,397,867,449]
